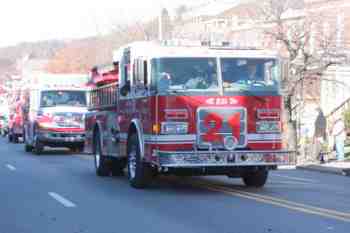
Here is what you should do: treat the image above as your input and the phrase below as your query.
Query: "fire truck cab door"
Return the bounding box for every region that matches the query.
[118,48,134,155]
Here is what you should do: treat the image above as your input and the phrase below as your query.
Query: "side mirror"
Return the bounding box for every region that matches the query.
[120,80,131,96]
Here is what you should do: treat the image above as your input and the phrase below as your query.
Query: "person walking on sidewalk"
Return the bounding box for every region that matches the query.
[331,116,346,161]
[314,108,327,163]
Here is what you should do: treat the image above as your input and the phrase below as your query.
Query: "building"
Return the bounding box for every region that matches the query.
[170,0,350,157]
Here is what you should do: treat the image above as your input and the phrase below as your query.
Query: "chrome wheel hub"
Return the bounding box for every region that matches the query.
[128,149,137,179]
[95,150,100,168]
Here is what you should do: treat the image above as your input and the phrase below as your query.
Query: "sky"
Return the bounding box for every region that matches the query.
[0,0,208,48]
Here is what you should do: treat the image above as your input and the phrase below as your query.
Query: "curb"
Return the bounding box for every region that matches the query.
[297,165,350,176]
[277,165,296,170]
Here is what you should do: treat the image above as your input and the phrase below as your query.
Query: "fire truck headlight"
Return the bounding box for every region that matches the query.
[256,121,281,133]
[161,122,188,135]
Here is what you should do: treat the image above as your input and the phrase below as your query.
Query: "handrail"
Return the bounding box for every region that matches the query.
[326,96,350,119]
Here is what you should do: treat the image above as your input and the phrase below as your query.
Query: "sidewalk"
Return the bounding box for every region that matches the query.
[297,160,350,176]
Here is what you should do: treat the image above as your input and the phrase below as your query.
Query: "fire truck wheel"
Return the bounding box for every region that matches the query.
[127,134,152,189]
[94,133,110,177]
[242,169,269,188]
[111,158,125,177]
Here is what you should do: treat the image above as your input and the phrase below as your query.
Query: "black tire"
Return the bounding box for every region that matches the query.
[78,145,84,153]
[111,158,125,177]
[33,128,44,155]
[23,131,33,152]
[242,169,269,188]
[34,140,44,155]
[13,135,19,143]
[127,134,152,189]
[25,144,33,152]
[94,132,110,176]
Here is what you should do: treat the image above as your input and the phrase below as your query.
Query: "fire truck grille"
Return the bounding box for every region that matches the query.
[197,107,247,149]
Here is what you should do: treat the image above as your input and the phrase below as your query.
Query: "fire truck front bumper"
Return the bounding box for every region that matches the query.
[155,150,294,168]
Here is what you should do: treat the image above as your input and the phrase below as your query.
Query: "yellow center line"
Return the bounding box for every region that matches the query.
[201,184,350,223]
[174,178,350,223]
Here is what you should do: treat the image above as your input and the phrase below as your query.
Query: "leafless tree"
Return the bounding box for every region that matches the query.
[254,0,342,152]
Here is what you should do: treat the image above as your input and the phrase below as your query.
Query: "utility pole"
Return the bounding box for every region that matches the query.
[158,8,163,41]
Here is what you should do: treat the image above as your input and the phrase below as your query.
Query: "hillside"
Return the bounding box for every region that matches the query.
[0,40,67,82]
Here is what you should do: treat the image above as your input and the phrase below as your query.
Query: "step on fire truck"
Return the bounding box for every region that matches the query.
[22,73,89,155]
[85,41,293,189]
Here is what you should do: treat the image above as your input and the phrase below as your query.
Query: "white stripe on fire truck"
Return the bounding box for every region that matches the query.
[248,141,282,144]
[144,134,196,142]
[246,134,282,141]
[119,133,281,143]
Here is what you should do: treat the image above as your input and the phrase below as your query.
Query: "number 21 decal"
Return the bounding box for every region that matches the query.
[202,112,241,142]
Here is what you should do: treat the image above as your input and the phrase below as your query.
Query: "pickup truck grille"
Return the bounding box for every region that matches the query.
[197,107,247,149]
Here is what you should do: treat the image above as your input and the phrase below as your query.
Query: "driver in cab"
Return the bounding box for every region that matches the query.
[184,65,217,89]
[246,64,263,83]
[223,62,262,88]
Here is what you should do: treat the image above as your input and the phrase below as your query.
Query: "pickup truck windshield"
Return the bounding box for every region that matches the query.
[40,90,87,107]
[152,57,219,93]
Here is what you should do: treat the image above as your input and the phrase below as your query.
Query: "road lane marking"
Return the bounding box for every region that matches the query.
[182,179,350,223]
[6,164,16,171]
[272,174,318,183]
[48,192,76,208]
[267,181,312,185]
[202,184,350,223]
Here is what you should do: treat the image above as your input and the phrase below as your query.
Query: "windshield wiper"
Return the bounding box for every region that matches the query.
[166,88,190,96]
[223,86,267,103]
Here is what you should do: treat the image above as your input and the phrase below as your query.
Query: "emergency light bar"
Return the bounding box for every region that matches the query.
[41,84,85,89]
[91,63,118,75]
[161,39,261,50]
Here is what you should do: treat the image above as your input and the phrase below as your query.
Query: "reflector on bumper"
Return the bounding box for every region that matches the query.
[156,150,294,168]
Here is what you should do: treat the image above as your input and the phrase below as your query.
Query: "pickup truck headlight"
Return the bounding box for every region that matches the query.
[256,121,281,133]
[161,122,188,135]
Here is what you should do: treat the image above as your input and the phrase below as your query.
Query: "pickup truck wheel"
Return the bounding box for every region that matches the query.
[33,128,44,155]
[242,169,268,188]
[94,133,110,177]
[34,140,44,155]
[24,133,33,152]
[13,135,19,144]
[25,144,33,152]
[127,134,151,189]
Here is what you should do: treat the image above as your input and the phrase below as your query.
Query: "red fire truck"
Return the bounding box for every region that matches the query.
[85,41,292,189]
[8,95,24,143]
[22,74,89,155]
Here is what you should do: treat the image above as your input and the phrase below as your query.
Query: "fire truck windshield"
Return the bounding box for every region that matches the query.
[152,57,280,95]
[152,57,220,93]
[40,90,87,107]
[221,58,280,94]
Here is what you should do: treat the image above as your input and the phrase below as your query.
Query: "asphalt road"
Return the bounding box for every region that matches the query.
[1,137,350,233]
